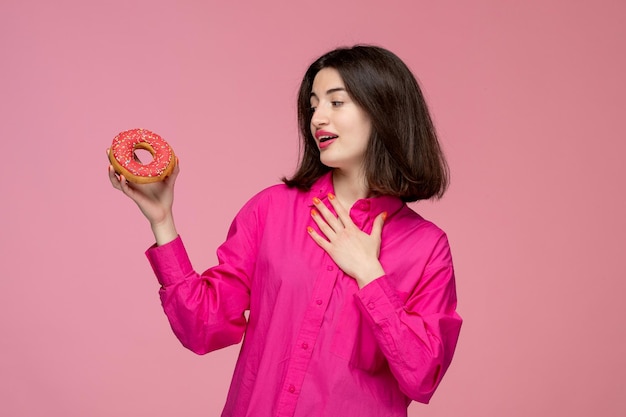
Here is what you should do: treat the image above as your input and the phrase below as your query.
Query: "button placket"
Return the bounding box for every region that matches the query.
[276,251,338,415]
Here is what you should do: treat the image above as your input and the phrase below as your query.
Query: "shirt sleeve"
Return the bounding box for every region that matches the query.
[145,196,262,355]
[354,232,462,404]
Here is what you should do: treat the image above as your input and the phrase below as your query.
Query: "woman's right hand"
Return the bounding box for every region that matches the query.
[107,149,180,245]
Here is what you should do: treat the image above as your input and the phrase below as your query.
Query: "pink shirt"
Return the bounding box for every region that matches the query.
[146,172,462,417]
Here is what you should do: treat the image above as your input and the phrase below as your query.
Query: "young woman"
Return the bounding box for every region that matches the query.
[108,45,462,417]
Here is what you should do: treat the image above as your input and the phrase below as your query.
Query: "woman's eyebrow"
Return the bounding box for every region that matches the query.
[310,87,346,98]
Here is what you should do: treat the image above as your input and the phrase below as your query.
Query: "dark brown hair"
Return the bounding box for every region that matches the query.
[283,45,449,202]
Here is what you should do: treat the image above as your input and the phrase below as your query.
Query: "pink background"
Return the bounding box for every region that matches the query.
[1,0,625,416]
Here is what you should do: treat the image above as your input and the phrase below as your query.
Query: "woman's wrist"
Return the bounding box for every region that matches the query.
[151,214,178,246]
[354,261,385,289]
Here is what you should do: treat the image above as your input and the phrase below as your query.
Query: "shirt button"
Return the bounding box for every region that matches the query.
[316,299,323,305]
[288,384,296,393]
[327,265,334,271]
[368,302,375,310]
[302,342,308,350]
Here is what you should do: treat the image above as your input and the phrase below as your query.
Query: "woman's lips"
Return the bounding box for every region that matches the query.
[319,138,336,149]
[315,130,338,149]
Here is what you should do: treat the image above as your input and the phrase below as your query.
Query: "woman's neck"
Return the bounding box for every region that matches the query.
[331,169,369,209]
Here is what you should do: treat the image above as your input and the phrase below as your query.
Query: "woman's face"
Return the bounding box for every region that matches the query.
[309,67,372,176]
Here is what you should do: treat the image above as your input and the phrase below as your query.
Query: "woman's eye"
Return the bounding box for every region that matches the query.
[331,101,344,107]
[309,106,317,113]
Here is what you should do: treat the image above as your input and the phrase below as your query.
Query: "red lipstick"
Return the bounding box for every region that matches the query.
[315,129,336,140]
[315,130,338,149]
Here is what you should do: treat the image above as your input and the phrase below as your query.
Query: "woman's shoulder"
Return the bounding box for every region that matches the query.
[386,207,453,267]
[394,205,449,243]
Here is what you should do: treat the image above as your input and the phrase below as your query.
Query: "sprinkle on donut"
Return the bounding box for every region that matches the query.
[108,128,176,184]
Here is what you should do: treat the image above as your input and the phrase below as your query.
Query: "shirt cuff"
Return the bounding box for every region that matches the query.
[145,235,194,287]
[355,275,403,324]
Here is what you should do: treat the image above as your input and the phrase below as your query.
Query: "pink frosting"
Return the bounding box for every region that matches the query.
[111,129,173,177]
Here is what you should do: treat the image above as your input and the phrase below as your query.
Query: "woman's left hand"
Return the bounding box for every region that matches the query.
[308,193,387,288]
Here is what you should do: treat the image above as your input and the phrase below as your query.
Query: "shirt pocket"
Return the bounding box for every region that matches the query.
[330,299,387,373]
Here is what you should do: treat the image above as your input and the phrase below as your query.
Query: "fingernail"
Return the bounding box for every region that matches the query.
[382,212,388,221]
[313,197,321,204]
[327,193,335,200]
[307,226,314,234]
[311,208,319,217]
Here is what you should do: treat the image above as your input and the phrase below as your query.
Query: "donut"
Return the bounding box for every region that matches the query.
[108,128,176,184]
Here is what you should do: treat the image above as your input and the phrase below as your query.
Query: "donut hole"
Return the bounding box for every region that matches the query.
[133,147,155,165]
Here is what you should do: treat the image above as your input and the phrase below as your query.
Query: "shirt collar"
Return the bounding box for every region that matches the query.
[307,171,404,219]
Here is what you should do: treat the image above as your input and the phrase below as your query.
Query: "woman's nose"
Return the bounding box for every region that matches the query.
[311,112,328,127]
[311,107,329,127]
